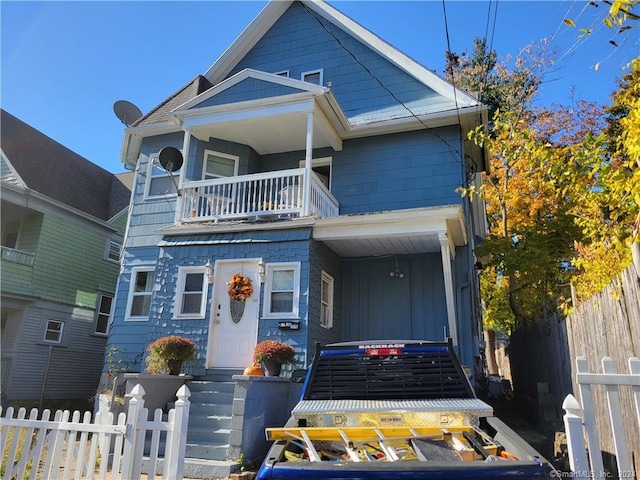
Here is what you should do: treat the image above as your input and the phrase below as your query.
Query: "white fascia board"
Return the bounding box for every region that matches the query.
[1,182,118,235]
[180,97,317,129]
[0,148,27,186]
[313,206,467,245]
[120,122,182,169]
[312,107,342,151]
[204,1,292,84]
[178,68,327,112]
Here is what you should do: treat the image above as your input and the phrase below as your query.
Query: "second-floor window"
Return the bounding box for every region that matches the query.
[174,267,206,318]
[105,240,122,263]
[203,150,238,179]
[146,155,181,198]
[2,220,21,249]
[126,268,155,320]
[263,263,300,319]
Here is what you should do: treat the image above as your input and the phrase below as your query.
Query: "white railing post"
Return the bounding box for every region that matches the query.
[601,357,632,476]
[562,394,589,473]
[164,384,191,480]
[576,357,606,478]
[121,384,145,479]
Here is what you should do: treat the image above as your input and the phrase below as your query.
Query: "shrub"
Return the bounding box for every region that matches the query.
[145,335,196,374]
[253,340,295,365]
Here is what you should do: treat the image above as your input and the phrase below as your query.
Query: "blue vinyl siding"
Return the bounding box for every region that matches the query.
[193,78,304,109]
[231,3,457,123]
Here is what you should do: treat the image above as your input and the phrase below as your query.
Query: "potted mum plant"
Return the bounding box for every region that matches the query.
[253,340,296,377]
[146,335,196,375]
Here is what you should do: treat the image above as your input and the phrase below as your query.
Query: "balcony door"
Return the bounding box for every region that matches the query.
[206,259,261,369]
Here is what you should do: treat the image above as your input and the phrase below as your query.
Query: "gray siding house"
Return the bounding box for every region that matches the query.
[1,109,131,404]
[108,0,488,385]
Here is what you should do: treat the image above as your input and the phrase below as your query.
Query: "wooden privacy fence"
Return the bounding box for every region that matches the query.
[0,383,190,480]
[563,357,640,479]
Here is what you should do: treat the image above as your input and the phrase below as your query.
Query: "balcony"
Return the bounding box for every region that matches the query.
[1,246,35,266]
[179,168,338,223]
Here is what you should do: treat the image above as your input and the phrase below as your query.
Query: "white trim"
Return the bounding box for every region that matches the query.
[202,150,239,180]
[125,267,155,322]
[43,319,64,344]
[262,262,301,319]
[174,266,207,319]
[1,148,27,186]
[144,154,181,199]
[439,232,458,347]
[104,239,122,263]
[174,69,327,113]
[320,271,334,329]
[301,69,323,86]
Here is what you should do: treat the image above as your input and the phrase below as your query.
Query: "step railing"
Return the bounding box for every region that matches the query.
[179,168,338,223]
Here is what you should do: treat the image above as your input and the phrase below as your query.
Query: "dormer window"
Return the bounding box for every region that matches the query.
[302,69,323,86]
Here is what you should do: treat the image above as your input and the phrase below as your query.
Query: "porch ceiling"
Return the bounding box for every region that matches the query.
[313,206,467,257]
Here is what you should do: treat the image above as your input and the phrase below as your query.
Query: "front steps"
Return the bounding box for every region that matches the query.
[182,369,244,478]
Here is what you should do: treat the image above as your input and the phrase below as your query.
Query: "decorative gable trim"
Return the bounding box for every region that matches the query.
[1,148,27,187]
[174,68,328,113]
[204,0,481,109]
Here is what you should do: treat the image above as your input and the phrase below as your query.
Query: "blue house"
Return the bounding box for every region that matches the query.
[108,0,487,395]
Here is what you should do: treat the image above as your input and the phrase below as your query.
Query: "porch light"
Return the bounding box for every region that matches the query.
[205,261,214,283]
[390,256,404,279]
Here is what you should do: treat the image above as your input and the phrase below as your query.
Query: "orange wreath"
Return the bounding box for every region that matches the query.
[228,273,253,301]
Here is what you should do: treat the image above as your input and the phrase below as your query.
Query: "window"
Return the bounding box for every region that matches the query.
[2,220,21,248]
[146,155,181,197]
[105,240,122,263]
[95,294,113,335]
[44,319,64,343]
[320,271,334,329]
[175,267,206,318]
[126,268,155,320]
[301,69,323,86]
[203,150,238,180]
[263,263,300,318]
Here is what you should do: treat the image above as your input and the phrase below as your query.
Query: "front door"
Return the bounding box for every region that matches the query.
[207,259,261,368]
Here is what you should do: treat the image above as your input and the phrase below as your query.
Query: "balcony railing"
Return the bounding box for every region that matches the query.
[179,168,339,223]
[1,246,35,266]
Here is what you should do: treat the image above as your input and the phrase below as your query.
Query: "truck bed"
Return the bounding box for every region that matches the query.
[256,340,556,479]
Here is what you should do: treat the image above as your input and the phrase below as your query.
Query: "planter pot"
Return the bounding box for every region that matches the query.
[263,361,282,377]
[167,359,183,375]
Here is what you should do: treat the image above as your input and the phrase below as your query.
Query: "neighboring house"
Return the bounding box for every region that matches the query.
[108,0,488,383]
[0,109,132,404]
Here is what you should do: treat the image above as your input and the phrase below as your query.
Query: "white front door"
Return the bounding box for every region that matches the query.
[207,259,261,368]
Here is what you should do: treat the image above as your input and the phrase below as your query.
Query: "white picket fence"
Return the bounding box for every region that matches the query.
[563,356,640,479]
[0,383,190,480]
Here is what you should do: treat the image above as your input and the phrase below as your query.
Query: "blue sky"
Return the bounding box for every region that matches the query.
[2,1,637,174]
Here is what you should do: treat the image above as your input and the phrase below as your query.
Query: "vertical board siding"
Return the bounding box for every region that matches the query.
[341,254,448,343]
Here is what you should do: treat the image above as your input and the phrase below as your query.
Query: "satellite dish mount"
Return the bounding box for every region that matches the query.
[158,147,184,196]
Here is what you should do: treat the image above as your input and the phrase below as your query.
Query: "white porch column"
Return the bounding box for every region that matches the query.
[174,130,192,223]
[439,231,458,347]
[303,111,313,217]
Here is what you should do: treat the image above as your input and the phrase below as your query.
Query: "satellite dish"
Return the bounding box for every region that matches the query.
[113,100,143,126]
[158,147,184,172]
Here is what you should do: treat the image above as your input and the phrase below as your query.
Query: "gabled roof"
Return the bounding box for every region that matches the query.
[1,109,131,221]
[204,0,480,109]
